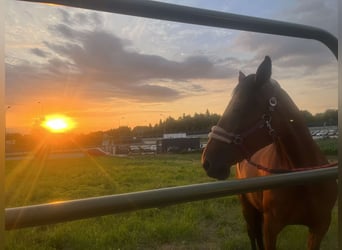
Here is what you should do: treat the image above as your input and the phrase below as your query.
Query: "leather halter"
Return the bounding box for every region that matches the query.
[208,96,278,159]
[208,96,338,173]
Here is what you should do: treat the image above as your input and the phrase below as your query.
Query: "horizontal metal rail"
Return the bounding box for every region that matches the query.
[20,0,338,59]
[6,166,338,230]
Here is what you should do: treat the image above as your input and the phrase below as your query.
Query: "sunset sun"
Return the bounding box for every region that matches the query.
[42,114,76,133]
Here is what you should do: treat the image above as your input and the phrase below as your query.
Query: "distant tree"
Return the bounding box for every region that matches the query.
[132,126,150,137]
[110,126,132,143]
[321,109,338,126]
[7,109,337,152]
[300,110,315,126]
[144,110,220,135]
[300,109,337,127]
[76,131,104,147]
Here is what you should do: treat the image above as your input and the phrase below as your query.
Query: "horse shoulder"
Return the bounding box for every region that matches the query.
[236,145,279,212]
[236,160,264,211]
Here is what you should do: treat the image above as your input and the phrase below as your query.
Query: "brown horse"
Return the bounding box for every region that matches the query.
[201,56,337,250]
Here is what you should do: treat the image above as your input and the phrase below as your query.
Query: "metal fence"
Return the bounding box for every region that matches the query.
[5,167,338,230]
[5,0,341,248]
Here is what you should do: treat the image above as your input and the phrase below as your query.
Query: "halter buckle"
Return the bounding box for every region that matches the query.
[265,120,275,137]
[262,114,272,123]
[269,97,277,112]
[262,114,275,137]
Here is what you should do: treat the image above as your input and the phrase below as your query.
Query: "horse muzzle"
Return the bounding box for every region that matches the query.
[202,158,230,180]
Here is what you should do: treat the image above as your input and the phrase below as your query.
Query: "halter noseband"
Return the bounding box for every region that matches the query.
[208,96,278,158]
[207,95,339,173]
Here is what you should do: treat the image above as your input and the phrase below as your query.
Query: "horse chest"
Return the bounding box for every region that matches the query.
[261,187,327,225]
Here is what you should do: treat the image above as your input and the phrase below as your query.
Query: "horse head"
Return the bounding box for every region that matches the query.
[202,56,300,180]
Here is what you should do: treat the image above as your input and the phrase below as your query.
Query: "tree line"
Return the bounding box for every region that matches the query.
[6,109,337,152]
[111,109,337,140]
[300,109,337,127]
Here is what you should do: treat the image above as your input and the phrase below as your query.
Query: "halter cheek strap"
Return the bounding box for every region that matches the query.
[208,96,278,151]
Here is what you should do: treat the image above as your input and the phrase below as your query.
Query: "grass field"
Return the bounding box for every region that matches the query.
[5,151,338,249]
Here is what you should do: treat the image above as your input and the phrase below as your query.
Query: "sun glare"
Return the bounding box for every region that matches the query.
[42,114,76,133]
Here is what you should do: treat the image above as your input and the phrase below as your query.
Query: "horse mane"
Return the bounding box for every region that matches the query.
[273,86,328,168]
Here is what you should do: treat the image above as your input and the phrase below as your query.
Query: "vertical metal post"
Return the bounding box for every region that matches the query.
[338,2,342,249]
[0,0,5,248]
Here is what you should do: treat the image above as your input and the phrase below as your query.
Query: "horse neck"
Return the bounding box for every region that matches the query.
[275,119,327,168]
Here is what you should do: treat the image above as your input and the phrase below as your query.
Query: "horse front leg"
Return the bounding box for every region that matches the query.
[307,211,332,250]
[263,214,282,250]
[239,195,264,250]
[307,225,329,250]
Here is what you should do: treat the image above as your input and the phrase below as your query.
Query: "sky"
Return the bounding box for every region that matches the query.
[5,0,338,134]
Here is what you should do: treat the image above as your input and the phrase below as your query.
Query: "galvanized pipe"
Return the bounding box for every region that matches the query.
[0,0,5,246]
[6,166,338,230]
[19,0,338,59]
[338,2,342,246]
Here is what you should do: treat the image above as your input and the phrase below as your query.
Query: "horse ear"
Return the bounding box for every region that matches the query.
[239,71,246,82]
[255,56,272,86]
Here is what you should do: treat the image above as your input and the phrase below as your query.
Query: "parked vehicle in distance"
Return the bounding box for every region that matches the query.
[310,127,338,140]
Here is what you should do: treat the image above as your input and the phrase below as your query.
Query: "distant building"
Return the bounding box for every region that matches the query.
[157,137,200,153]
[101,132,202,155]
[102,134,114,154]
[163,133,186,139]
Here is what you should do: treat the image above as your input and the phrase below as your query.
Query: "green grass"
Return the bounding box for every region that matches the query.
[5,153,338,249]
[315,138,338,155]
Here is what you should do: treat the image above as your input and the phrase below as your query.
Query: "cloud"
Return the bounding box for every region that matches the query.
[6,1,336,110]
[30,48,49,58]
[232,0,337,73]
[233,34,335,69]
[284,0,337,35]
[6,11,235,104]
[47,24,232,81]
[58,9,103,28]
